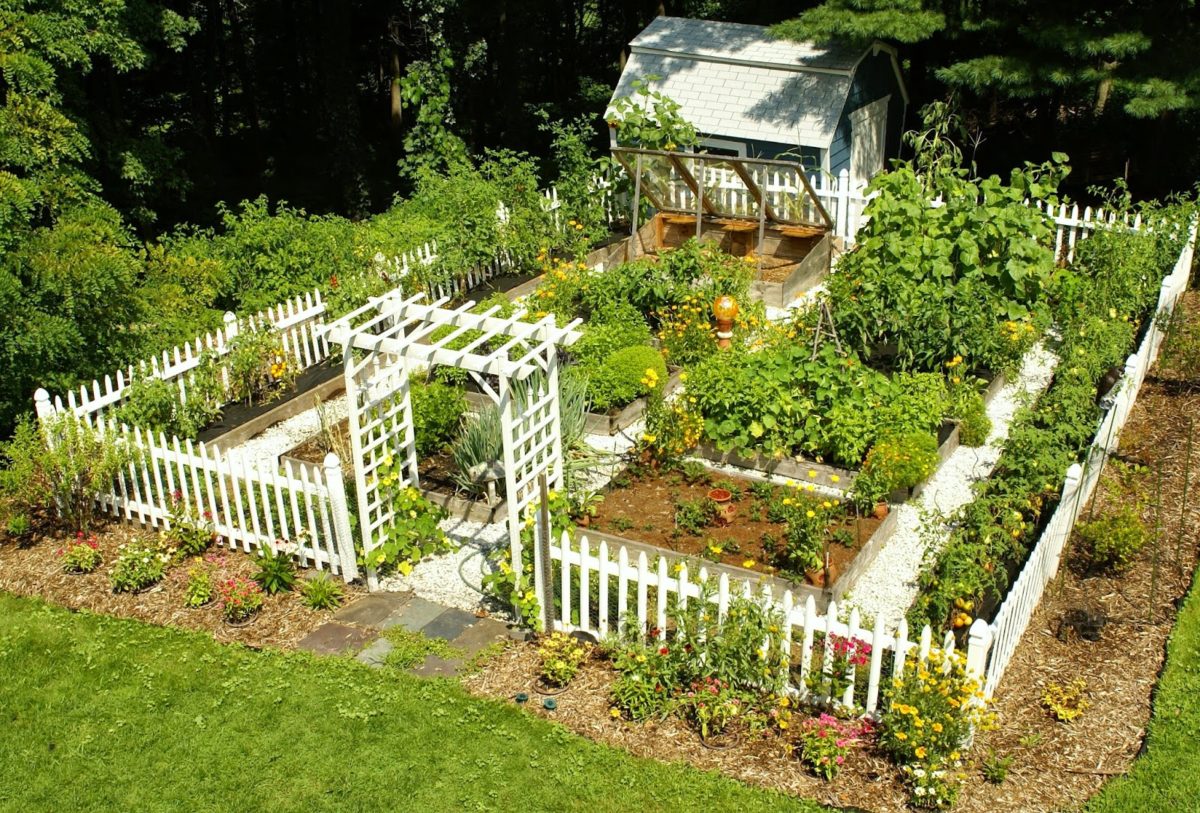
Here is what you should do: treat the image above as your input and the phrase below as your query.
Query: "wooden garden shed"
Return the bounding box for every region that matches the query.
[609,16,909,189]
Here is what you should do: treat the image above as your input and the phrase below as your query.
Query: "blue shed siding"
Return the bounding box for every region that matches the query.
[829,50,905,178]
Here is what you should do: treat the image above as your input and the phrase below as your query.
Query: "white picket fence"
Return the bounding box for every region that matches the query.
[982,227,1196,696]
[53,289,331,426]
[541,530,990,715]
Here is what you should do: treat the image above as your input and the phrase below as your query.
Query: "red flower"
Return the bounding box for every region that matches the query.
[658,646,669,655]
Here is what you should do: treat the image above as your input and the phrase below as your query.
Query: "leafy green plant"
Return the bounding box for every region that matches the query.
[162,491,215,556]
[607,76,698,151]
[1076,508,1147,572]
[981,750,1013,784]
[59,532,102,574]
[366,464,452,576]
[382,627,462,669]
[5,513,32,539]
[410,378,467,458]
[218,576,264,622]
[673,497,718,536]
[862,432,940,495]
[952,386,992,447]
[225,327,295,407]
[110,541,168,593]
[252,540,298,595]
[584,345,667,412]
[114,371,223,440]
[676,676,745,739]
[183,561,214,608]
[299,571,345,611]
[538,631,589,687]
[451,404,504,497]
[0,415,132,533]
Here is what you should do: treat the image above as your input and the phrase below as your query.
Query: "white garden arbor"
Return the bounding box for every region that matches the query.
[323,290,581,589]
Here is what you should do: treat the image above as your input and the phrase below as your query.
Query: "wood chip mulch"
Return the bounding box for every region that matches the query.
[0,521,363,650]
[465,291,1200,813]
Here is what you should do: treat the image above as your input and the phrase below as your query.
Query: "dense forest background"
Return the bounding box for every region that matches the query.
[2,0,1199,434]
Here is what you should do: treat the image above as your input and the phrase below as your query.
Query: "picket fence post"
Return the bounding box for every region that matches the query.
[33,388,55,422]
[323,453,359,584]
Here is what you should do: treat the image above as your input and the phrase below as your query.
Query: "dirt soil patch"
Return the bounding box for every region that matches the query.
[589,469,881,583]
[0,521,362,649]
[468,292,1200,813]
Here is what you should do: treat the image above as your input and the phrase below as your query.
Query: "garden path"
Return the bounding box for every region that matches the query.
[843,342,1059,629]
[296,590,519,676]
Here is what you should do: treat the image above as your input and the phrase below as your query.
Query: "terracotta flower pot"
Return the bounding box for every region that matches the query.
[707,488,732,504]
[873,502,889,520]
[716,503,737,526]
[805,567,827,587]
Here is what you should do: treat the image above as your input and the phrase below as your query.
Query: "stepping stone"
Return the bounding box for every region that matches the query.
[412,654,464,678]
[419,608,478,642]
[380,596,453,633]
[355,637,393,668]
[333,593,412,628]
[296,622,376,656]
[449,617,512,657]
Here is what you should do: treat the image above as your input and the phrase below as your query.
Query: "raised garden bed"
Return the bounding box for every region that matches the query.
[199,360,344,450]
[281,423,506,525]
[580,468,896,608]
[694,370,1008,498]
[461,368,685,437]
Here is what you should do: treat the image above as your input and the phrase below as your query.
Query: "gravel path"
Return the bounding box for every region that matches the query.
[220,392,349,470]
[841,342,1059,630]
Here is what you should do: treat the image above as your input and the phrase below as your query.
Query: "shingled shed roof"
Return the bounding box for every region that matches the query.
[611,17,879,149]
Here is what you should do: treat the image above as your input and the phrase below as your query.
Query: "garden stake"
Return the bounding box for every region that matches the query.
[1176,417,1194,573]
[537,474,555,634]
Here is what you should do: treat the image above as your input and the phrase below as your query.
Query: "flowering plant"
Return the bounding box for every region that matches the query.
[162,490,216,556]
[183,560,215,608]
[678,676,744,739]
[59,531,101,574]
[368,457,452,575]
[109,541,169,592]
[880,646,995,808]
[538,631,589,686]
[635,394,702,469]
[806,633,872,703]
[798,713,872,780]
[219,576,263,622]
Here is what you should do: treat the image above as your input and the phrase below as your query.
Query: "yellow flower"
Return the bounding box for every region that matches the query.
[678,371,688,381]
[915,746,927,759]
[610,708,621,718]
[742,559,756,568]
[807,469,817,478]
[895,731,907,741]
[932,722,943,733]
[830,475,840,483]
[806,510,815,518]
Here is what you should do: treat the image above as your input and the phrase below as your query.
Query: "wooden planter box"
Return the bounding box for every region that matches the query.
[202,362,345,451]
[462,368,684,437]
[579,506,899,613]
[749,233,832,308]
[693,371,1008,500]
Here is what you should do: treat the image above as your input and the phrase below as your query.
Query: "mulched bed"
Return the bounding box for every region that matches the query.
[467,291,1200,813]
[0,521,362,649]
[589,469,881,582]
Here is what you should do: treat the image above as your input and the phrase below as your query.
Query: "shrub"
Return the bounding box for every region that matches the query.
[411,379,467,458]
[299,571,345,610]
[0,415,131,533]
[59,532,102,574]
[862,432,940,496]
[110,541,168,593]
[253,539,298,595]
[570,306,652,368]
[1075,508,1147,572]
[538,631,589,687]
[585,345,667,412]
[219,576,264,622]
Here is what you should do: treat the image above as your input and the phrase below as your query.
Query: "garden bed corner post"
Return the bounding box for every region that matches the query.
[324,452,360,585]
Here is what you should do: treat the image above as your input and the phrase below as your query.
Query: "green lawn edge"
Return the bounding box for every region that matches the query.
[0,592,829,813]
[1086,562,1200,811]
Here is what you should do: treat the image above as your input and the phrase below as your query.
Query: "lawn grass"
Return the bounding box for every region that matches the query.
[1086,563,1200,811]
[0,593,825,813]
